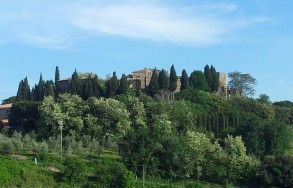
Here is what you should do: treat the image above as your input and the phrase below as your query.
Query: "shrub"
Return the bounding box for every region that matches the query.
[94,161,135,188]
[62,157,87,185]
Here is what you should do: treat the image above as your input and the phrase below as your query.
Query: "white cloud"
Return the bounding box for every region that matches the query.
[0,0,269,49]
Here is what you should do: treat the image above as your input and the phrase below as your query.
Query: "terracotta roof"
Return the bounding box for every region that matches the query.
[0,103,12,109]
[1,119,9,123]
[132,68,151,73]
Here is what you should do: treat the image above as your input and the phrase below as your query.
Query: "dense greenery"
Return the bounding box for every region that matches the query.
[2,65,293,187]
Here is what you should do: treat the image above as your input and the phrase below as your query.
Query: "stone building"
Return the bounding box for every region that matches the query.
[0,103,12,125]
[127,68,160,89]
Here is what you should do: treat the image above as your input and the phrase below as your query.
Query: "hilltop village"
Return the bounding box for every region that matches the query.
[0,65,292,187]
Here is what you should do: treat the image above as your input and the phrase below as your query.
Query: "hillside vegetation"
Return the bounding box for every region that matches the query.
[1,65,293,187]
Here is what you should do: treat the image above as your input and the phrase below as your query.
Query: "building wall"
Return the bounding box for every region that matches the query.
[218,72,227,93]
[0,103,12,124]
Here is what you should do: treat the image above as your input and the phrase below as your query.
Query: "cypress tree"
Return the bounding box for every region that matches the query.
[111,71,119,95]
[37,74,45,101]
[169,65,178,92]
[82,75,94,100]
[69,69,81,95]
[180,69,189,91]
[92,74,101,97]
[22,77,31,100]
[148,69,159,97]
[44,80,55,97]
[105,79,113,98]
[118,74,129,95]
[204,65,212,90]
[16,79,24,100]
[210,65,219,92]
[55,66,61,97]
[158,69,169,91]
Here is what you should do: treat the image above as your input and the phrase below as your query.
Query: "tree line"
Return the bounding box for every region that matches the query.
[13,64,222,102]
[2,64,293,187]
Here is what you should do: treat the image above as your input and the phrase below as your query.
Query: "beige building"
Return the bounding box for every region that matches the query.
[218,72,227,93]
[128,68,160,89]
[0,103,12,125]
[128,68,226,94]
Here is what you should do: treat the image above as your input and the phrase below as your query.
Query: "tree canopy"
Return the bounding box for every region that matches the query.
[228,71,257,97]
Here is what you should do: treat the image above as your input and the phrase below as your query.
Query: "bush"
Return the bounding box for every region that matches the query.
[62,157,87,185]
[94,161,135,188]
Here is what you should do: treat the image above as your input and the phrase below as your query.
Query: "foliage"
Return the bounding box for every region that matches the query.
[118,74,129,95]
[189,70,210,92]
[69,69,81,95]
[257,94,271,105]
[228,71,257,97]
[0,156,56,186]
[229,97,274,120]
[158,69,169,91]
[259,155,293,187]
[62,157,87,185]
[9,101,41,133]
[148,69,159,97]
[180,69,189,91]
[94,161,135,188]
[86,97,130,145]
[169,65,178,92]
[16,77,31,101]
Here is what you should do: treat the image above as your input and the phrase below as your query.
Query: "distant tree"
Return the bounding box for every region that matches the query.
[54,66,61,97]
[273,100,293,108]
[228,71,257,97]
[2,96,18,105]
[210,65,219,92]
[118,74,129,95]
[204,65,212,90]
[148,69,159,97]
[111,71,119,95]
[257,94,272,105]
[9,101,40,133]
[189,70,210,92]
[92,74,102,97]
[105,79,113,98]
[44,80,55,97]
[169,65,178,92]
[36,74,45,101]
[180,69,189,91]
[16,77,31,101]
[82,75,94,100]
[158,69,169,91]
[69,69,81,95]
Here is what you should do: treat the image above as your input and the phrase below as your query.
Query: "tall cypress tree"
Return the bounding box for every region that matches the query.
[69,69,81,95]
[105,79,113,98]
[82,75,94,100]
[118,74,129,95]
[169,65,178,92]
[211,65,219,92]
[180,69,189,91]
[22,77,31,100]
[111,71,119,95]
[16,79,24,100]
[55,66,61,97]
[37,73,45,101]
[204,65,212,90]
[148,69,159,97]
[158,69,169,91]
[92,74,101,97]
[44,80,55,97]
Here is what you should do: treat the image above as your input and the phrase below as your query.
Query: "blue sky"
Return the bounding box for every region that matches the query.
[1,0,292,102]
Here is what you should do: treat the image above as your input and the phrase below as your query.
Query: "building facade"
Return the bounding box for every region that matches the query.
[0,103,12,125]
